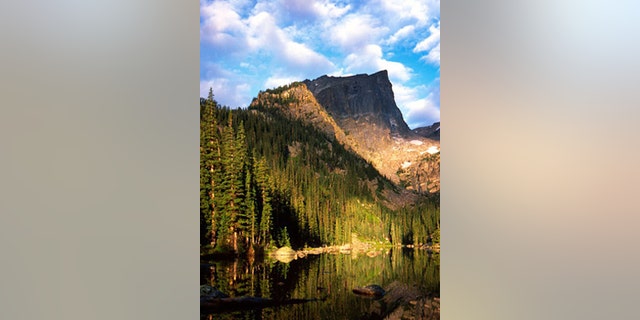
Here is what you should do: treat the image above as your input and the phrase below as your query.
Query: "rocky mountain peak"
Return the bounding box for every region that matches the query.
[303,70,411,135]
[251,71,440,194]
[412,122,440,141]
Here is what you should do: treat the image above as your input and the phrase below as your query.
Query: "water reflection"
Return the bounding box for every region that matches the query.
[201,248,439,320]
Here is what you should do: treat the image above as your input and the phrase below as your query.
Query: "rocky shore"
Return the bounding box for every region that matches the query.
[271,240,439,263]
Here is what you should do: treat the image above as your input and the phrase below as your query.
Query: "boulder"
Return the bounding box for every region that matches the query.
[273,246,297,263]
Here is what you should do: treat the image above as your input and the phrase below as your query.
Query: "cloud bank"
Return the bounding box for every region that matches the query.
[200,0,440,127]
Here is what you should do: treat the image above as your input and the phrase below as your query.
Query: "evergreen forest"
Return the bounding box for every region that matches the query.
[200,87,439,257]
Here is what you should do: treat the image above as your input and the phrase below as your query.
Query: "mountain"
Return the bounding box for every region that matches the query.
[201,90,439,252]
[413,122,440,141]
[251,71,440,194]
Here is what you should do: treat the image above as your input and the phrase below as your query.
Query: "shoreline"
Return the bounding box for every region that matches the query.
[270,242,440,263]
[201,242,440,262]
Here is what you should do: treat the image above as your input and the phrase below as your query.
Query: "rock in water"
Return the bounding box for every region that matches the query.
[273,246,297,263]
[352,284,386,298]
[274,246,296,256]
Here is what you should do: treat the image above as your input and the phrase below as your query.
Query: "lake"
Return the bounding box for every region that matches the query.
[201,247,439,319]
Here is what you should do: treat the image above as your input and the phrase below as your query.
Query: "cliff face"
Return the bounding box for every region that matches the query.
[303,70,411,136]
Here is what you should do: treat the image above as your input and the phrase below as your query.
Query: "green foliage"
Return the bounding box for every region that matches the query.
[200,91,220,247]
[431,228,440,244]
[277,226,291,248]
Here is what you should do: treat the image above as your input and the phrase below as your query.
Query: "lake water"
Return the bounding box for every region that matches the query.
[201,248,439,319]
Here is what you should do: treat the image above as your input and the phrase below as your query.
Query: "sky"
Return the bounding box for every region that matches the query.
[200,0,440,129]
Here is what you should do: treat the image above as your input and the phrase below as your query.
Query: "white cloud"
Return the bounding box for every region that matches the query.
[405,97,440,128]
[413,21,440,66]
[279,0,350,21]
[330,14,388,52]
[344,44,412,82]
[394,83,423,108]
[200,1,249,53]
[394,80,440,128]
[284,40,335,72]
[414,23,439,52]
[312,0,351,19]
[327,68,350,77]
[199,0,440,126]
[246,11,335,74]
[200,1,334,74]
[386,25,416,45]
[200,1,340,107]
[245,11,278,49]
[264,75,299,89]
[421,43,440,65]
[374,0,439,27]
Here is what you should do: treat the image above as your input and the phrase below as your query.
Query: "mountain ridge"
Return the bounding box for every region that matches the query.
[252,71,440,193]
[413,122,440,141]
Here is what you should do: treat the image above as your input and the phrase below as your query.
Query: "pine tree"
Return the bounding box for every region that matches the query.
[200,88,220,248]
[244,159,256,247]
[255,158,273,247]
[219,112,248,253]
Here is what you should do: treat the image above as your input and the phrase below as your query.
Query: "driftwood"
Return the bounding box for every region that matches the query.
[200,296,324,314]
[352,284,386,299]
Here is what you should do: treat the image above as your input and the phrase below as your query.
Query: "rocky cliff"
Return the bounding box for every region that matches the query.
[251,71,440,194]
[303,70,411,136]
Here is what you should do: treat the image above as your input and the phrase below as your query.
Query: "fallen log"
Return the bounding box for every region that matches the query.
[352,284,386,299]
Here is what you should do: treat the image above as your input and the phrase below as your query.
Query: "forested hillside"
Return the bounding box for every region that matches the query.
[200,86,439,257]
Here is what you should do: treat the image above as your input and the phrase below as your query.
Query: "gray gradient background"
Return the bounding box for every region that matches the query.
[1,1,639,319]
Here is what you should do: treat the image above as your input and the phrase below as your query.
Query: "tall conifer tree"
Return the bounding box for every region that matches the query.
[200,88,220,248]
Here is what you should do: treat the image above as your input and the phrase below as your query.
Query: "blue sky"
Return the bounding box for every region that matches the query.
[200,0,440,128]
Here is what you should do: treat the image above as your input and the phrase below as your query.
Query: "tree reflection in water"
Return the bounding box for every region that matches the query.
[201,248,439,320]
